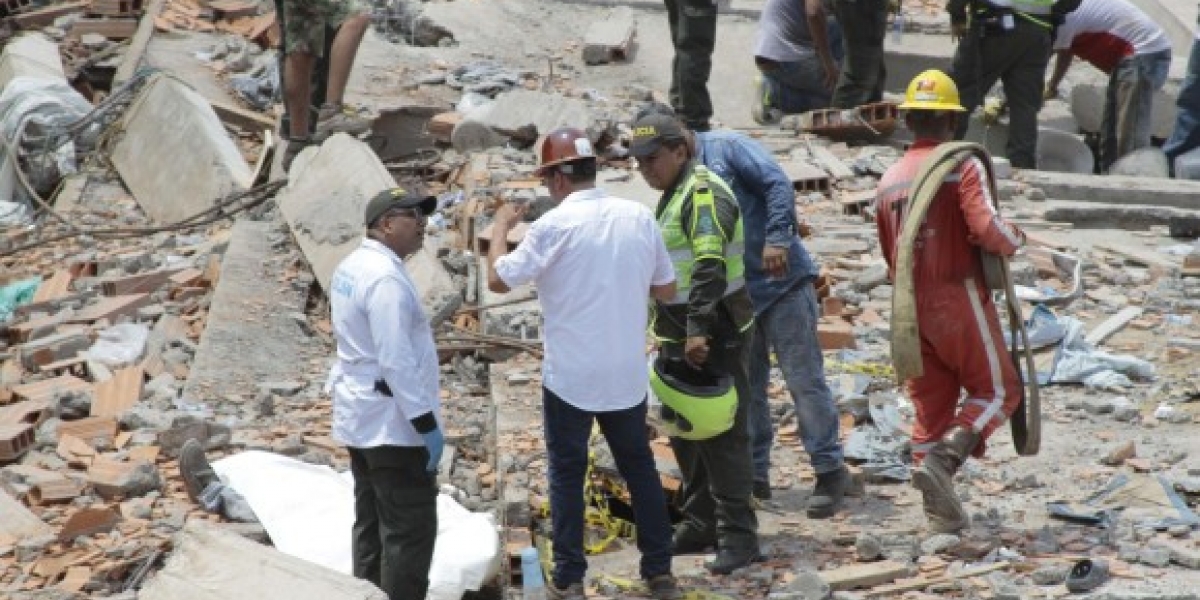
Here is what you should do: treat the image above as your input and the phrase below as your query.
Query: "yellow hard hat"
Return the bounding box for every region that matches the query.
[898,69,966,112]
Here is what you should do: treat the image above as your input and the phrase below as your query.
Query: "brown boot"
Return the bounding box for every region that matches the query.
[911,425,978,533]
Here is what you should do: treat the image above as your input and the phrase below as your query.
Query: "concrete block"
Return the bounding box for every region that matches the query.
[1070,83,1175,139]
[1109,147,1170,178]
[0,486,54,540]
[182,221,311,406]
[19,331,90,370]
[583,6,637,65]
[1017,169,1200,209]
[817,319,856,350]
[111,74,253,224]
[140,521,388,600]
[277,134,391,292]
[479,89,591,143]
[0,34,65,89]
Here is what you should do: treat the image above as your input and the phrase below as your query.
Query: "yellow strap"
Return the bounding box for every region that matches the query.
[596,574,737,600]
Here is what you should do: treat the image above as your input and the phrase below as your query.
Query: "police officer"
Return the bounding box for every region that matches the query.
[630,113,760,575]
[947,0,1057,168]
[665,0,720,131]
[327,186,445,599]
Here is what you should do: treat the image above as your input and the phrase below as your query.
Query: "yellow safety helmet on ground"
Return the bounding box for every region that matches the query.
[650,356,737,441]
[898,69,966,112]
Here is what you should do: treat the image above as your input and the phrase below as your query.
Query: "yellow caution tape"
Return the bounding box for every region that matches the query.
[825,359,894,378]
[536,426,638,561]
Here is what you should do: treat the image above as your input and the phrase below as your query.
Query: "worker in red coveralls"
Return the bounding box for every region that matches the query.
[874,70,1026,534]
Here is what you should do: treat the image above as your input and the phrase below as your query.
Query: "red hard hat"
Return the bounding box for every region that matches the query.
[535,128,596,176]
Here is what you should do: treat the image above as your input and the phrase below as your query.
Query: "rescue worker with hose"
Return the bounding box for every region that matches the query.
[875,71,1029,534]
[946,0,1061,168]
[630,113,761,574]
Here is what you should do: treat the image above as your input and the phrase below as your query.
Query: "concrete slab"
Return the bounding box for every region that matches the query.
[1018,170,1200,209]
[140,521,387,600]
[182,220,314,406]
[277,133,393,292]
[111,74,253,224]
[484,90,588,134]
[583,6,638,65]
[0,34,64,89]
[1042,200,1200,229]
[597,171,660,210]
[1070,83,1176,139]
[0,487,53,540]
[278,134,459,319]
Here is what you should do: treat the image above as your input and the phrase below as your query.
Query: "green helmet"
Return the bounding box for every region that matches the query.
[649,356,737,441]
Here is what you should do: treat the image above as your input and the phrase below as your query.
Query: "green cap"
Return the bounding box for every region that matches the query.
[364,186,437,227]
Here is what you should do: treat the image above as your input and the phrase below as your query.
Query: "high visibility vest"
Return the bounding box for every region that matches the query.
[657,164,746,306]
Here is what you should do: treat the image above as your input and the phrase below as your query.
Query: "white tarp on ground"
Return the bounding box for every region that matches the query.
[213,451,500,600]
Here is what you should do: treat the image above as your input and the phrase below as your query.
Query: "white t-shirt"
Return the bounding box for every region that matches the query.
[495,188,675,412]
[1054,0,1170,72]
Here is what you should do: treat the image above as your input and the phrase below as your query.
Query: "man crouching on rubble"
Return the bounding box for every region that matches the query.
[487,128,682,600]
[874,70,1025,534]
[327,185,444,599]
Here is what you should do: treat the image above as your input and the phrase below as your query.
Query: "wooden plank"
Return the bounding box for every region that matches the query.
[68,293,151,323]
[31,270,73,303]
[8,1,88,28]
[208,98,275,133]
[820,560,910,591]
[0,488,54,540]
[1085,306,1144,347]
[11,375,91,404]
[58,566,91,592]
[864,562,1007,597]
[69,17,139,39]
[57,416,118,446]
[90,366,144,418]
[98,268,184,296]
[112,0,166,85]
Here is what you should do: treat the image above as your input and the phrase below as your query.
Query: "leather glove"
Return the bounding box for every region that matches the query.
[421,427,445,475]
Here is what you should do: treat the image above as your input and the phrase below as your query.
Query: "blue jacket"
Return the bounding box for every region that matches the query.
[694,130,819,314]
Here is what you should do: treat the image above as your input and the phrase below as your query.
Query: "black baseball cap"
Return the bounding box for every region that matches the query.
[364,186,437,227]
[628,113,687,157]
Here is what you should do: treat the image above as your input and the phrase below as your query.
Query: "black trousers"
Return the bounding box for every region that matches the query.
[662,327,758,552]
[349,445,438,600]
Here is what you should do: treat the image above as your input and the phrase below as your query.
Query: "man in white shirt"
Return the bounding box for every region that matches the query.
[486,128,682,600]
[1044,0,1171,170]
[327,186,443,600]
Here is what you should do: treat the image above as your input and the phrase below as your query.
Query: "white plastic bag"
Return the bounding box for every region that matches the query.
[84,323,150,367]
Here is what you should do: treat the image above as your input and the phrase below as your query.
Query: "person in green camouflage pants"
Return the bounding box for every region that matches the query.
[665,0,719,131]
[280,0,372,170]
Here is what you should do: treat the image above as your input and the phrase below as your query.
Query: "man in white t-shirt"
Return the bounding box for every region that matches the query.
[486,128,682,600]
[1044,0,1171,170]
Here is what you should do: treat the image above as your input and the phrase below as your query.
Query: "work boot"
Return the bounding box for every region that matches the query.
[178,438,219,504]
[645,574,683,600]
[911,425,979,534]
[314,103,373,141]
[807,465,850,519]
[671,527,717,555]
[705,544,763,575]
[750,74,782,126]
[281,136,311,172]
[546,581,586,600]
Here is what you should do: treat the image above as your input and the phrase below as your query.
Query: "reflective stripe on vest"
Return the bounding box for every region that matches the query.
[657,164,746,306]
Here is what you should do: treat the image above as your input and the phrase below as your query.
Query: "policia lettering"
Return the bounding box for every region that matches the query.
[656,165,746,308]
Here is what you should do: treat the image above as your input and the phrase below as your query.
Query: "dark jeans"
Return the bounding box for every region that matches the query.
[349,445,438,600]
[666,0,718,129]
[662,328,758,552]
[543,388,674,587]
[950,19,1051,169]
[830,0,888,108]
[748,282,844,484]
[1165,39,1200,163]
[757,19,845,114]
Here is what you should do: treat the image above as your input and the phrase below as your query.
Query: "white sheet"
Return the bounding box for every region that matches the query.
[213,451,500,600]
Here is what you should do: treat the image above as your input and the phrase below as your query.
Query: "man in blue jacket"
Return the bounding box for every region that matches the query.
[635,104,849,518]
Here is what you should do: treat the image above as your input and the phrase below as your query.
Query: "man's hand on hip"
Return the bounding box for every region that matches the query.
[763,245,790,278]
[685,336,710,368]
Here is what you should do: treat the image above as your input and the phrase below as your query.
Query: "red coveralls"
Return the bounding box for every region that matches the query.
[875,140,1025,462]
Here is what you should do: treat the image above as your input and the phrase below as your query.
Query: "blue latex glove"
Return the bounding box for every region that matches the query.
[421,427,444,475]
